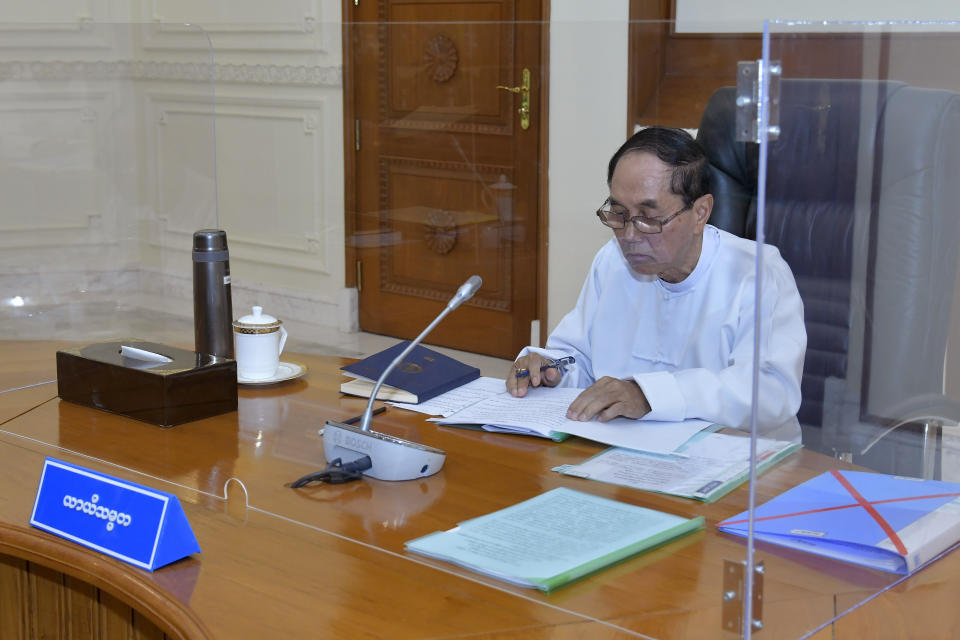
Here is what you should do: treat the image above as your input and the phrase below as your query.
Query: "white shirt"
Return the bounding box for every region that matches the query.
[521,225,806,442]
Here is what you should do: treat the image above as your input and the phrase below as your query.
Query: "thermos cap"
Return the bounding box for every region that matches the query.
[193,229,228,252]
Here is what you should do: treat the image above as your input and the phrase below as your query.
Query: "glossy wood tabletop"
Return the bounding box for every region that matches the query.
[0,340,70,423]
[0,341,958,639]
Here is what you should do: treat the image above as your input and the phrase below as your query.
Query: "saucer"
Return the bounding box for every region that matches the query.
[238,361,307,386]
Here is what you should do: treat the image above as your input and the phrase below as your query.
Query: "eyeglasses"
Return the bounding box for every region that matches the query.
[596,198,691,234]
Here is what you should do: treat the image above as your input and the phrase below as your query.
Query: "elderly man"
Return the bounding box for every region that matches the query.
[507,127,806,441]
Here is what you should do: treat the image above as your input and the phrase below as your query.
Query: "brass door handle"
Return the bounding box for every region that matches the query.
[495,68,531,130]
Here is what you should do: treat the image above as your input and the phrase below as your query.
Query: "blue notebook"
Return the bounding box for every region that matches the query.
[718,470,960,574]
[340,341,481,404]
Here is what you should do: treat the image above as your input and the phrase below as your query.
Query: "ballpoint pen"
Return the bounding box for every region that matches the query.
[514,356,575,378]
[318,406,386,436]
[343,406,386,425]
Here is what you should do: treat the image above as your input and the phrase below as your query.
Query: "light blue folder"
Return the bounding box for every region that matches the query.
[717,470,960,574]
[406,487,704,592]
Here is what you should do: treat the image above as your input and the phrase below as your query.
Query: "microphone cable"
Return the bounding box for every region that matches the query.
[289,408,383,487]
[288,456,372,487]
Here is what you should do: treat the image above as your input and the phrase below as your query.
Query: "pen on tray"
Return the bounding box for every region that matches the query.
[344,406,386,425]
[317,406,387,437]
[514,356,575,378]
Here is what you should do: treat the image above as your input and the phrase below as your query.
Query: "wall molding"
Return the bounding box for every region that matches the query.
[144,0,334,53]
[141,91,334,276]
[0,59,341,86]
[0,91,119,248]
[135,267,343,327]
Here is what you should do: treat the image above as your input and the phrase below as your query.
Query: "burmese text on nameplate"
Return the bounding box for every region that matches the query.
[30,457,201,571]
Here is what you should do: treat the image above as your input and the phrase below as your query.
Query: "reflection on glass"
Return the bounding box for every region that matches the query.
[0,23,215,354]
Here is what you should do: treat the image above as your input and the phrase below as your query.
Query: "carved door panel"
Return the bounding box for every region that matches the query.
[347,0,543,360]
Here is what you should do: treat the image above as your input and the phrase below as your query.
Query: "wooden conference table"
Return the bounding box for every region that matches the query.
[0,341,958,639]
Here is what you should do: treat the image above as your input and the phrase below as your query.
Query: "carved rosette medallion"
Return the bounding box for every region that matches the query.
[424,34,458,83]
[423,209,457,255]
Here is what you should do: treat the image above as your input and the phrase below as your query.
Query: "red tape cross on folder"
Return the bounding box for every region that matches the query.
[723,470,960,556]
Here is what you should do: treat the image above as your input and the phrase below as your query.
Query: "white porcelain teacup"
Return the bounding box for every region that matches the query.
[233,306,288,380]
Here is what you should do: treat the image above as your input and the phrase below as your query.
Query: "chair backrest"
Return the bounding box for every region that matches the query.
[696,79,960,455]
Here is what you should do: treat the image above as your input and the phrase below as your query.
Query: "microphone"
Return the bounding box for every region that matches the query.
[448,275,482,310]
[323,275,483,481]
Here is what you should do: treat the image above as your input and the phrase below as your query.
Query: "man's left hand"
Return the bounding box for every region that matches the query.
[565,376,651,422]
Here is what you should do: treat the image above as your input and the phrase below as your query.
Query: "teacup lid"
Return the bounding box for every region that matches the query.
[234,306,281,329]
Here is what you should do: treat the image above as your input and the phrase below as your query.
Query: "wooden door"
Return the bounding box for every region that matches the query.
[345,0,544,360]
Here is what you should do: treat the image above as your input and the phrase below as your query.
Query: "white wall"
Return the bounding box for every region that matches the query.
[136,2,346,334]
[546,0,629,334]
[0,2,346,341]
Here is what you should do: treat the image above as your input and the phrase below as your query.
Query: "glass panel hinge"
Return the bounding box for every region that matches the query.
[736,60,781,143]
[722,558,764,636]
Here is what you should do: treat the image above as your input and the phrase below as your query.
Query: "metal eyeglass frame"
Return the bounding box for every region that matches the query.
[596,198,691,234]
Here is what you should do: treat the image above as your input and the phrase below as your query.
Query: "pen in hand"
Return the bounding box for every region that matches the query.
[514,356,575,378]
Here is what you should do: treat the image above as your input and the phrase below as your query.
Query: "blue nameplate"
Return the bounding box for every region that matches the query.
[30,458,201,571]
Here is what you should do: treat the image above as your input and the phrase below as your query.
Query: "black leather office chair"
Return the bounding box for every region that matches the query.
[696,79,960,477]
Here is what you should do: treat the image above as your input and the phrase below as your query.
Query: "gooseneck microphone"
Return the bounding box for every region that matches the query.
[359,275,482,433]
[323,276,483,481]
[447,275,483,310]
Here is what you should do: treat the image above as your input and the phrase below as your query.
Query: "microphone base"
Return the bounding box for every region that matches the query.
[322,420,446,482]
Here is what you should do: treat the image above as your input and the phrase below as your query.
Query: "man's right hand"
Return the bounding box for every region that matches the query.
[506,353,563,397]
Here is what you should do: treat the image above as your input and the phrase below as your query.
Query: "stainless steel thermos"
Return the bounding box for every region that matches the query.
[192,229,234,358]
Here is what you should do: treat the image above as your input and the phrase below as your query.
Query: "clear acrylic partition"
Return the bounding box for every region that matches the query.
[0,23,217,393]
[1,14,905,639]
[208,16,767,638]
[0,434,551,638]
[749,18,960,638]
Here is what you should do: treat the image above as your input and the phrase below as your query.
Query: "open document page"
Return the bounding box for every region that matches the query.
[554,432,801,502]
[406,487,703,593]
[432,386,712,454]
[387,376,505,417]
